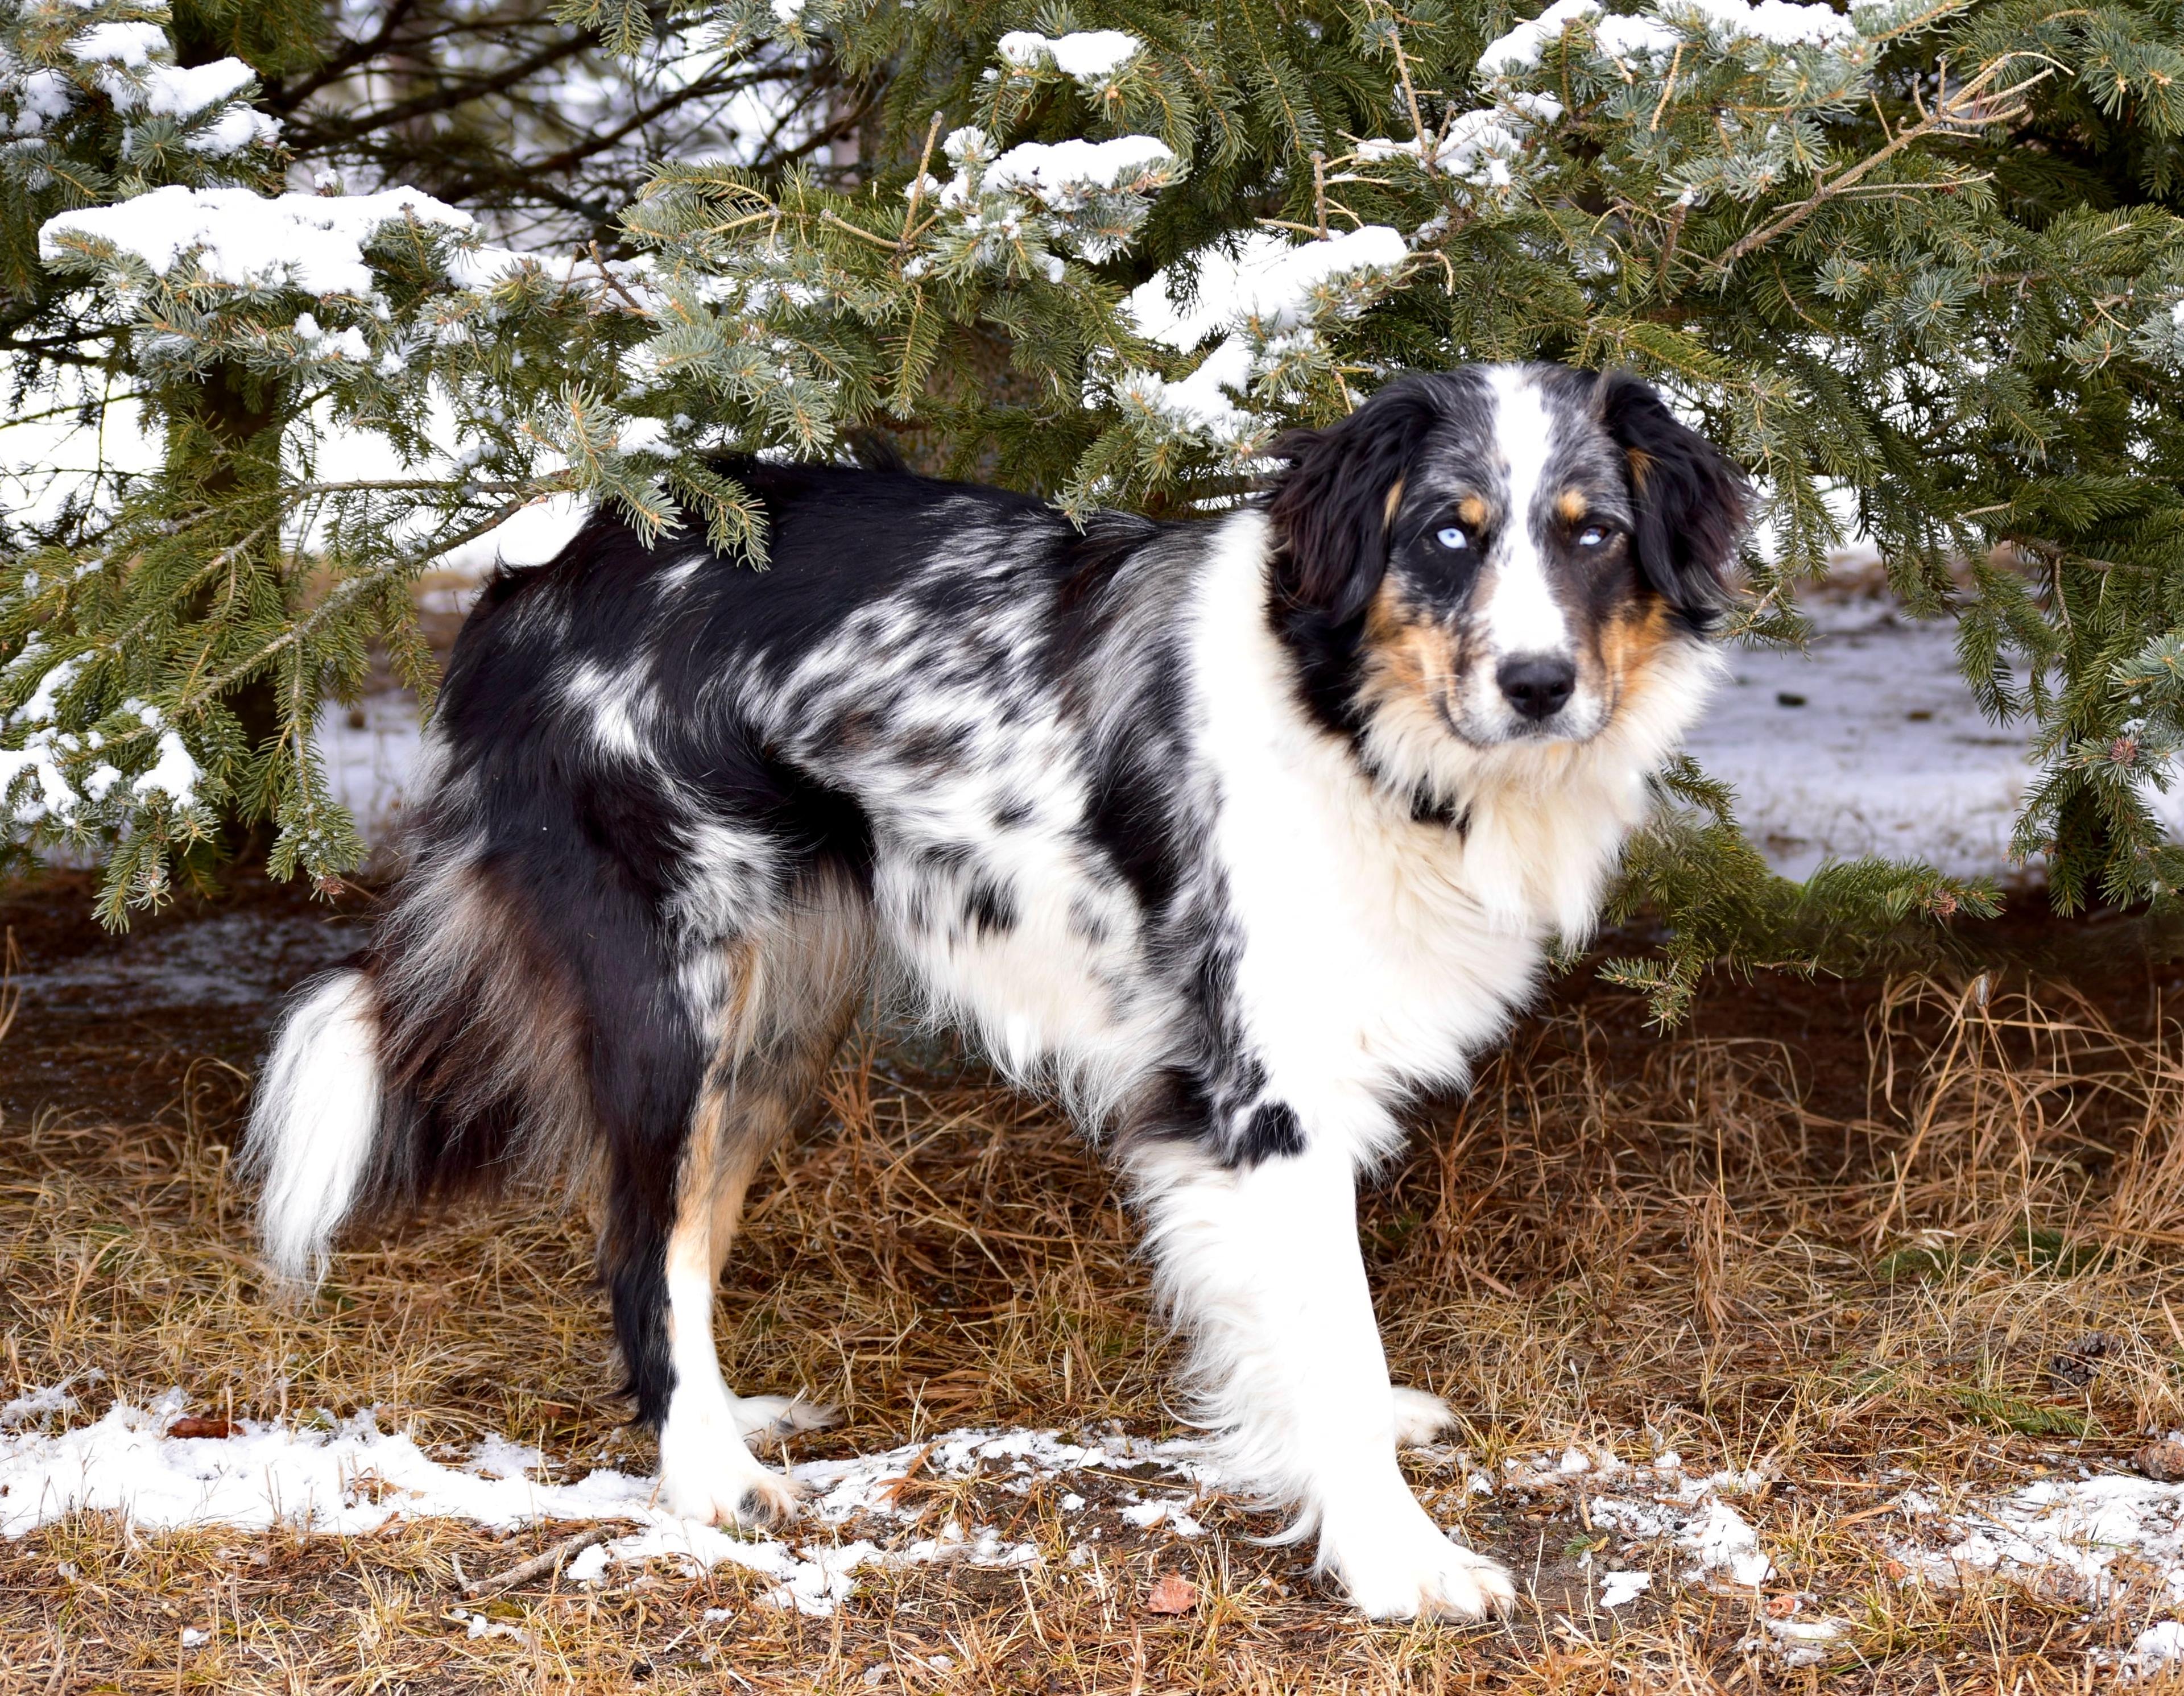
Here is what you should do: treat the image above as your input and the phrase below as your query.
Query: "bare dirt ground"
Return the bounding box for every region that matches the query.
[5,868,2184,1691]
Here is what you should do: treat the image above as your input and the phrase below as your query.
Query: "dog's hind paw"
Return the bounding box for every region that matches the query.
[731,1393,841,1443]
[1390,1385,1457,1449]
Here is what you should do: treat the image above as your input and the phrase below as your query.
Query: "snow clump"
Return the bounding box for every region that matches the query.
[997,30,1143,85]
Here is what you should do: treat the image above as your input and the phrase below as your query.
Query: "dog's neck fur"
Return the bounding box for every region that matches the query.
[1236,507,1723,939]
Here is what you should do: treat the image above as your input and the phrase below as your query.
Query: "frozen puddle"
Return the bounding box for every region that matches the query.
[0,1388,1211,1615]
[15,906,359,1014]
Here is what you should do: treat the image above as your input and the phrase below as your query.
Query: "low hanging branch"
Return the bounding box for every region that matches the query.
[0,0,2180,1004]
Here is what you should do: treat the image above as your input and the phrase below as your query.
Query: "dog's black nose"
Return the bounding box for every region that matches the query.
[1497,654,1575,721]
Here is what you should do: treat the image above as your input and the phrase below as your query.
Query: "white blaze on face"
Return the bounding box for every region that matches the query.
[1478,368,1570,661]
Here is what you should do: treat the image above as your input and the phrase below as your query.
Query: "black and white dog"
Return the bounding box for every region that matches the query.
[247,363,1744,1620]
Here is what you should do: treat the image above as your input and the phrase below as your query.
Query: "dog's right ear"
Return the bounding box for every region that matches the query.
[1267,380,1436,623]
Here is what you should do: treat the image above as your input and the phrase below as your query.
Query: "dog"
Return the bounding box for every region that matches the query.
[245,362,1745,1620]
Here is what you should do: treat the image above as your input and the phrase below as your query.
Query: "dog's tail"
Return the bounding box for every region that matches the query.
[242,966,388,1288]
[243,843,590,1288]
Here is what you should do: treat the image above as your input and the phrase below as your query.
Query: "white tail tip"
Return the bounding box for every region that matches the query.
[243,969,382,1289]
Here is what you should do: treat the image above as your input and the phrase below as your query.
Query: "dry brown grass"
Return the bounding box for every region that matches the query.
[6,907,2184,1691]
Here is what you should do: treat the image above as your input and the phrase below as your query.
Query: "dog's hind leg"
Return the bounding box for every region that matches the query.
[651,875,872,1523]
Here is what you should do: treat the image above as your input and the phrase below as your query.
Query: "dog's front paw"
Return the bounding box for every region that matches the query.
[657,1428,805,1528]
[1325,1503,1516,1621]
[1390,1385,1457,1449]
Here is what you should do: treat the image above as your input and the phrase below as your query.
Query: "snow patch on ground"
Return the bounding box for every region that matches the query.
[1892,1470,2184,1604]
[2105,1620,2184,1681]
[1490,1446,1775,1587]
[1685,586,2184,880]
[0,1392,1213,1616]
[17,1388,2184,1647]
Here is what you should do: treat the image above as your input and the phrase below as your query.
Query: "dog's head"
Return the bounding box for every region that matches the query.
[1267,364,1746,775]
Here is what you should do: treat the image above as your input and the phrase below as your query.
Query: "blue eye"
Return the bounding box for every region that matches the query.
[1433,526,1469,552]
[1577,526,1608,548]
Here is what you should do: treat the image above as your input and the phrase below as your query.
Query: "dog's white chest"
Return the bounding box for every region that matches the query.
[1186,514,1566,1145]
[1215,727,1547,1130]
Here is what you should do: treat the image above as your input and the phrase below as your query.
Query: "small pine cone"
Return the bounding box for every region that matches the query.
[2136,1439,2184,1483]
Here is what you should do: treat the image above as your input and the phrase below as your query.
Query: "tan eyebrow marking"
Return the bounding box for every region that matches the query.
[1457,494,1488,528]
[1383,478,1405,530]
[1557,489,1589,522]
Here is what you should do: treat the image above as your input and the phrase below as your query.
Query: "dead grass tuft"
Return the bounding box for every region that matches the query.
[5,901,2184,1690]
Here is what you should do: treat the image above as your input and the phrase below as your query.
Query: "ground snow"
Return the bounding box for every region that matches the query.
[0,1392,1209,1616]
[1496,1446,1775,1587]
[0,1384,84,1429]
[1684,584,2184,880]
[1893,1468,2184,1604]
[18,1388,2184,1639]
[2109,1620,2184,1680]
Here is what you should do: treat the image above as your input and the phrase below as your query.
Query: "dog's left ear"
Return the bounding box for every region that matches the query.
[1267,379,1437,623]
[1594,371,1748,627]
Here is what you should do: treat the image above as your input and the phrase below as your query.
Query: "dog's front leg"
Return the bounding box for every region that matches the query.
[1134,1131,1515,1621]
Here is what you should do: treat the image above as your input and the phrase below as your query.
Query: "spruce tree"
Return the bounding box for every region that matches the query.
[3,0,2181,1012]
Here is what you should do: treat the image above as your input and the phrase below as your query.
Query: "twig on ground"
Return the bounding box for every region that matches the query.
[459,1524,621,1600]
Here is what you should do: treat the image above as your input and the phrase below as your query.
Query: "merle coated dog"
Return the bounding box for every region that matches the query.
[247,363,1744,1618]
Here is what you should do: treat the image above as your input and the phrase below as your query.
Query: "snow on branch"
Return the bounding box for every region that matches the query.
[995,30,1144,87]
[912,126,1178,278]
[1116,227,1410,446]
[0,639,208,847]
[56,14,276,156]
[1478,0,1861,76]
[40,184,473,295]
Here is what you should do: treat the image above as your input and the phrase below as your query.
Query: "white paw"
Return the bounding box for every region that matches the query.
[1390,1386,1457,1450]
[1325,1501,1516,1621]
[731,1393,840,1443]
[657,1418,804,1528]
